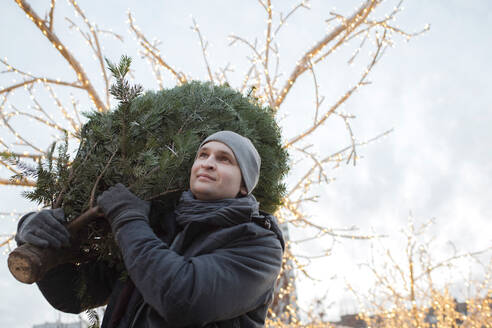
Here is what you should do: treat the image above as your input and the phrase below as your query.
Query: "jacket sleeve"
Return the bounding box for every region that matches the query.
[15,210,119,314]
[115,219,283,326]
[36,260,119,314]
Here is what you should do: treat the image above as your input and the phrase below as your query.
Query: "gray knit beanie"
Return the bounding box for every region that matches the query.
[199,131,261,194]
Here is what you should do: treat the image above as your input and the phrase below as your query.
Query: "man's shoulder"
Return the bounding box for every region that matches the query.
[254,211,285,251]
[210,217,284,252]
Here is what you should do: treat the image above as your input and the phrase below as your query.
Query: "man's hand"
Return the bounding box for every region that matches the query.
[15,208,71,248]
[97,183,151,233]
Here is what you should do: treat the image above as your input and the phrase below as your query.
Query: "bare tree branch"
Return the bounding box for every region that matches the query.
[14,0,106,111]
[47,0,55,32]
[284,29,386,148]
[65,0,114,109]
[128,11,187,84]
[0,235,15,248]
[275,0,379,110]
[274,1,310,36]
[191,18,214,83]
[0,177,35,186]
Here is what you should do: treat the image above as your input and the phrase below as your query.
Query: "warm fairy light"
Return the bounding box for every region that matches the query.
[1,1,454,326]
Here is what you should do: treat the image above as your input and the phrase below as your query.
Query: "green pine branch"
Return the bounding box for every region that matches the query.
[105,55,143,104]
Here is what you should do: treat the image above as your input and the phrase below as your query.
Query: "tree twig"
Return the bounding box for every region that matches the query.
[89,149,117,208]
[13,0,106,111]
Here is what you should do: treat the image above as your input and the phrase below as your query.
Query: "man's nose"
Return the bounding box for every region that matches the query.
[201,156,216,169]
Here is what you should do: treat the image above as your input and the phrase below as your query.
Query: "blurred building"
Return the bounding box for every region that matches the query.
[32,321,86,328]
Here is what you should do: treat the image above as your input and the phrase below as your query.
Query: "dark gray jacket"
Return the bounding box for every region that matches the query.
[36,203,284,327]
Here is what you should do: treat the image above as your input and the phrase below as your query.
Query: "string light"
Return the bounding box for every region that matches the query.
[7,2,480,327]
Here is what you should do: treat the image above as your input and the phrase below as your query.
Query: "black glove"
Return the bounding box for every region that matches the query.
[97,183,151,234]
[15,208,71,248]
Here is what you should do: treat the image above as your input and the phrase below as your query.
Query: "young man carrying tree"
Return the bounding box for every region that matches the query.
[15,130,285,328]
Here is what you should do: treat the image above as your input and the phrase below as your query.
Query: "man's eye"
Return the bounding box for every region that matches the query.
[198,153,208,158]
[221,157,231,163]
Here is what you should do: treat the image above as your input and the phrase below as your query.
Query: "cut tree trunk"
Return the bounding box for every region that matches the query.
[8,206,104,284]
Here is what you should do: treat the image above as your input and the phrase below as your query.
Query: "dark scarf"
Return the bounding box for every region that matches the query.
[174,190,260,228]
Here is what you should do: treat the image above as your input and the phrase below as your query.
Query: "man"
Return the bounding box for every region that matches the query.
[15,131,285,327]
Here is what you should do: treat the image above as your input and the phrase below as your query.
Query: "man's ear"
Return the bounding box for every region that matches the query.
[239,185,248,196]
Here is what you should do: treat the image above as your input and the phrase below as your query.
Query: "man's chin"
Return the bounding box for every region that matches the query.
[191,188,216,201]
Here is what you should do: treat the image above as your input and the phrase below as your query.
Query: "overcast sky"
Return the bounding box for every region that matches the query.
[1,1,491,327]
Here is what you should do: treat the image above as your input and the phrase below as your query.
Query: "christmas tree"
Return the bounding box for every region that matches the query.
[18,55,289,266]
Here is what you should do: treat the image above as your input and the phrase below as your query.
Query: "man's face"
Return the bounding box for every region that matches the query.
[190,141,247,201]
